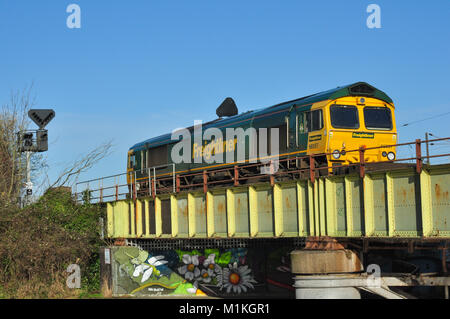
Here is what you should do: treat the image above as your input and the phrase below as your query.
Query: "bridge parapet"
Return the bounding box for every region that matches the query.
[105,164,450,239]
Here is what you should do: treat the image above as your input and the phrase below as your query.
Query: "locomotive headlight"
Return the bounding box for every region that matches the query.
[382,151,387,157]
[332,150,341,159]
[387,152,395,161]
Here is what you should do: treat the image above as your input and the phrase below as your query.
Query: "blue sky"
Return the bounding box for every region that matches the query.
[1,1,449,192]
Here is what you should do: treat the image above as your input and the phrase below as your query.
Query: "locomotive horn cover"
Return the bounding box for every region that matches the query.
[216,97,238,117]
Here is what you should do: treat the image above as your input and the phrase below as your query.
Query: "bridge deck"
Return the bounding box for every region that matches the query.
[105,164,450,239]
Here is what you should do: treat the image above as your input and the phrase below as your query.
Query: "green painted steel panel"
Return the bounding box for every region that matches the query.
[279,184,298,235]
[430,172,450,235]
[193,194,207,237]
[372,175,389,235]
[111,201,128,238]
[334,180,347,236]
[233,190,250,236]
[391,173,422,236]
[350,177,364,236]
[254,187,274,236]
[176,196,189,237]
[297,181,310,236]
[209,191,228,236]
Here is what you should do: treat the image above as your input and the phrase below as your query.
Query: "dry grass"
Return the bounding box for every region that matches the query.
[14,274,80,299]
[101,277,112,298]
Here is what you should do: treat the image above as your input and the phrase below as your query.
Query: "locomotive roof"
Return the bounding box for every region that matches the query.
[129,82,393,151]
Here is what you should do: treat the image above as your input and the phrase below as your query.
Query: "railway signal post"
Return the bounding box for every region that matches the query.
[18,109,55,206]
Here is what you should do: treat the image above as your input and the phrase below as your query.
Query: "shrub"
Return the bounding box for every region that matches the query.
[0,188,105,298]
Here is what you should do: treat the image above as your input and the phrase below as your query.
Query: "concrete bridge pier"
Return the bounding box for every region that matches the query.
[291,238,363,299]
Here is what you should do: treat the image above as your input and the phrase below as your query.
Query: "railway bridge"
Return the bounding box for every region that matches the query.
[75,138,450,299]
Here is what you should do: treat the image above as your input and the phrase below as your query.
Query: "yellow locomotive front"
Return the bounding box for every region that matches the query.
[324,96,397,166]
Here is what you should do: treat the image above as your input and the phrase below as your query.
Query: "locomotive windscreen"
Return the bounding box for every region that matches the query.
[363,107,392,130]
[330,105,359,129]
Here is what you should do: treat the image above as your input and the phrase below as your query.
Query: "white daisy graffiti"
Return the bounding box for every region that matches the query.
[216,262,257,294]
[200,269,214,283]
[132,255,168,283]
[203,253,221,275]
[178,254,201,281]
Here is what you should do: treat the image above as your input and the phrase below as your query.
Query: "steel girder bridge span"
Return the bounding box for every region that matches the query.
[104,163,450,240]
[101,164,449,298]
[76,138,450,299]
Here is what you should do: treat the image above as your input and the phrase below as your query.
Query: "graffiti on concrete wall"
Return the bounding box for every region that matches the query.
[111,245,294,297]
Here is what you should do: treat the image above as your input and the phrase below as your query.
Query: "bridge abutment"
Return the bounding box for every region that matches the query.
[290,237,363,299]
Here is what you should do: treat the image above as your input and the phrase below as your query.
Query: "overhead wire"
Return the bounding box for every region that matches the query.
[401,110,450,127]
[427,132,450,145]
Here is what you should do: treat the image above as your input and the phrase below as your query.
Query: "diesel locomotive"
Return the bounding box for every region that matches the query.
[127,82,397,190]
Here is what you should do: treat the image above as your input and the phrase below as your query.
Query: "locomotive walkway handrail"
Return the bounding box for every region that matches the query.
[73,136,450,204]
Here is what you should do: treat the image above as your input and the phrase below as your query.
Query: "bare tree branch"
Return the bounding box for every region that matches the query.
[49,140,114,189]
[0,84,38,206]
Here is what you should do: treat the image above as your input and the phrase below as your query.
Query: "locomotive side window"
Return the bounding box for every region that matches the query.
[312,110,323,131]
[278,123,288,152]
[363,107,392,130]
[141,150,146,172]
[299,115,305,133]
[303,109,323,132]
[330,105,359,129]
[148,145,168,167]
[129,154,135,169]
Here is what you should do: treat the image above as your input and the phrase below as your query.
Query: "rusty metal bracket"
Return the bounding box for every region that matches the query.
[203,170,208,194]
[309,155,315,184]
[304,236,346,250]
[415,139,422,174]
[234,165,239,186]
[359,146,366,178]
[176,174,180,193]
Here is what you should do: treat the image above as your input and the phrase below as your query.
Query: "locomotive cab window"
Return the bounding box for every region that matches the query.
[129,154,135,169]
[363,107,392,130]
[330,105,359,129]
[302,109,323,133]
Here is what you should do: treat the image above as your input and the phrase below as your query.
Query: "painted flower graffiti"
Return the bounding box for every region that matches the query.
[200,269,213,283]
[111,245,294,298]
[178,254,201,281]
[132,255,168,283]
[175,249,257,295]
[114,247,202,296]
[203,253,221,275]
[216,262,257,294]
[127,249,169,283]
